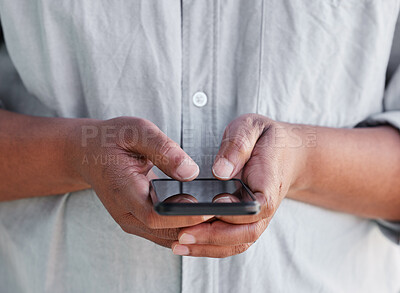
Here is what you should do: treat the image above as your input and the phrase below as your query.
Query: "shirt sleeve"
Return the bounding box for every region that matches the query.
[355,16,400,245]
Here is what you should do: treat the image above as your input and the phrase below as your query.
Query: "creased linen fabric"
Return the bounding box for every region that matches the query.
[0,1,400,292]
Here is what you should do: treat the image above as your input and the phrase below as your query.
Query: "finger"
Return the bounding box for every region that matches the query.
[220,128,282,224]
[210,189,265,224]
[117,212,180,240]
[163,194,198,203]
[242,133,283,218]
[176,219,268,246]
[210,180,267,224]
[215,192,268,224]
[126,119,199,181]
[124,224,176,248]
[212,114,269,180]
[171,241,253,258]
[122,172,212,229]
[141,234,175,249]
[212,193,240,203]
[212,193,258,225]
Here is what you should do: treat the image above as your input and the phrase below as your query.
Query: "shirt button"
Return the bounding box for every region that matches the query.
[192,91,208,107]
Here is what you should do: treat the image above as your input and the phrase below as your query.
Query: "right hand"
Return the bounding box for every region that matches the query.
[71,116,211,248]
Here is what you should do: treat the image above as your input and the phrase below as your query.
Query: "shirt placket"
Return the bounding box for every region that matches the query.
[180,0,220,293]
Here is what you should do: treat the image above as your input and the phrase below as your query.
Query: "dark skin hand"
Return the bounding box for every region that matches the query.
[71,116,217,247]
[171,114,400,258]
[0,110,211,248]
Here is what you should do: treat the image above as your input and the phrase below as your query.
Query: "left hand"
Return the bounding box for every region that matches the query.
[171,114,311,257]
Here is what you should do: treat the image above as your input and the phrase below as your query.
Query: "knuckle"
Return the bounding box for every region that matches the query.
[222,116,269,156]
[115,213,138,234]
[153,140,181,167]
[222,132,251,155]
[206,224,219,245]
[167,228,180,240]
[135,119,164,150]
[239,114,267,132]
[119,224,130,234]
[133,117,154,134]
[156,228,179,240]
[241,114,258,129]
[118,221,136,235]
[117,118,150,147]
[233,243,251,256]
[264,195,277,216]
[156,140,178,157]
[134,117,150,127]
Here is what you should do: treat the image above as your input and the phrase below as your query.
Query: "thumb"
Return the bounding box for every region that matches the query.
[212,115,267,180]
[128,119,199,181]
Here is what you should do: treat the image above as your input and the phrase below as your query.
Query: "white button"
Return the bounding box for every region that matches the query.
[192,91,208,107]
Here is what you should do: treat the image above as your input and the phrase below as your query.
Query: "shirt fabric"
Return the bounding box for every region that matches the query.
[0,1,400,292]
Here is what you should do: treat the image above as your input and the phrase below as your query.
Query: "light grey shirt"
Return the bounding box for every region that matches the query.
[0,1,400,292]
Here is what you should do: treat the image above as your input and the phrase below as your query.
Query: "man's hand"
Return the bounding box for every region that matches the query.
[172,114,309,257]
[172,112,400,258]
[72,117,211,248]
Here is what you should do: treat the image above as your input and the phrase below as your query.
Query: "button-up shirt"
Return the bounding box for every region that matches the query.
[0,1,400,292]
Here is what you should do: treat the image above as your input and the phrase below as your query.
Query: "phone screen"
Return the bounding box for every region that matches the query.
[150,178,260,215]
[151,178,255,203]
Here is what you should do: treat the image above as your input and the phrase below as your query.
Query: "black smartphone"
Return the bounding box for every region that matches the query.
[150,178,260,215]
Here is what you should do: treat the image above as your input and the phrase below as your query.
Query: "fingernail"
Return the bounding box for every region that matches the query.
[176,158,199,180]
[212,158,234,179]
[179,233,196,244]
[213,196,233,203]
[172,244,190,256]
